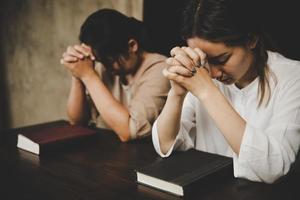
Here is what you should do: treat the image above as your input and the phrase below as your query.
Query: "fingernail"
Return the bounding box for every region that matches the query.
[201,60,205,66]
[166,58,172,64]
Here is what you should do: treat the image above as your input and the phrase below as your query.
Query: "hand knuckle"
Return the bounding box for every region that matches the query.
[193,55,200,62]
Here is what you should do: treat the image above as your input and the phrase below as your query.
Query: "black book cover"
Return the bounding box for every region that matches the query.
[136,149,233,196]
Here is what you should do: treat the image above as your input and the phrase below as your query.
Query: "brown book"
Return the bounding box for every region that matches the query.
[17,124,97,155]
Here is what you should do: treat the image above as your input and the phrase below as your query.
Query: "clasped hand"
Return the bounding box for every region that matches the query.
[163,46,214,100]
[60,43,96,81]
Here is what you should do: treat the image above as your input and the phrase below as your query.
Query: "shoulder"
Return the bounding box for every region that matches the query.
[267,51,300,83]
[143,53,167,71]
[137,53,168,80]
[267,51,300,100]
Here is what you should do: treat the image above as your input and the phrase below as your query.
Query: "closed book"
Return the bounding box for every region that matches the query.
[136,149,233,196]
[17,124,96,155]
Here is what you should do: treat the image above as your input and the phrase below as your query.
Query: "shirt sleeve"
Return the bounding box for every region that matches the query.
[233,78,300,183]
[152,92,197,157]
[128,62,171,139]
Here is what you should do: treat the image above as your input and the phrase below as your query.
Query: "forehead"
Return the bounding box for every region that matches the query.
[187,37,232,57]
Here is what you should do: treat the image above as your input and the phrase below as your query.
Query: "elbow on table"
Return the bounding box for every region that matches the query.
[236,159,294,184]
[68,117,88,126]
[67,112,89,126]
[117,131,132,142]
[262,170,287,184]
[263,155,298,183]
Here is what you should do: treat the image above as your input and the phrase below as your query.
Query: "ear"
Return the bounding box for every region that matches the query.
[128,39,138,53]
[248,35,259,49]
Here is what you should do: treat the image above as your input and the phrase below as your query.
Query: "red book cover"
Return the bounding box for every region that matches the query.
[17,124,97,155]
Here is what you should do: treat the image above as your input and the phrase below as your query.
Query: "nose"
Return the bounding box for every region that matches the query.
[209,66,222,79]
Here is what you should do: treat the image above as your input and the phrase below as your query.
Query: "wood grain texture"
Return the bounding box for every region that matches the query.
[0,120,299,200]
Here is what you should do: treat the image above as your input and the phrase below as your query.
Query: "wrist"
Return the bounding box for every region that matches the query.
[80,71,97,84]
[197,84,219,102]
[168,89,186,102]
[71,76,85,88]
[72,76,81,82]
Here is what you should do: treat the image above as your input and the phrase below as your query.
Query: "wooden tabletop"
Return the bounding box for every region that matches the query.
[0,120,299,200]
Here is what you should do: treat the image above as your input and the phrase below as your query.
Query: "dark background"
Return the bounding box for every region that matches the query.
[144,0,188,56]
[0,3,10,131]
[144,0,300,60]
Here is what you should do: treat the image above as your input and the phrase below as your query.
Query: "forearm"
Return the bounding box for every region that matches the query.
[67,77,90,125]
[157,89,186,154]
[82,73,131,142]
[198,86,246,155]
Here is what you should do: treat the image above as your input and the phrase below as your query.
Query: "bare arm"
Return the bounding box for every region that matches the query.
[81,73,131,142]
[156,89,186,154]
[66,76,90,125]
[197,84,246,154]
[61,44,130,141]
[156,56,193,153]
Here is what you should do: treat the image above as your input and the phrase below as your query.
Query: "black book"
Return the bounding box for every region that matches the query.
[136,149,233,196]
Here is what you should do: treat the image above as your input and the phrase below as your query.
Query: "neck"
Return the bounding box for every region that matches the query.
[235,53,258,89]
[132,50,148,75]
[120,51,148,85]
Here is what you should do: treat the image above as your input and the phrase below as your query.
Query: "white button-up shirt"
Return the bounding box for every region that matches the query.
[152,51,300,183]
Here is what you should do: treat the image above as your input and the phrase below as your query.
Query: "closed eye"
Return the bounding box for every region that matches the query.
[208,54,231,66]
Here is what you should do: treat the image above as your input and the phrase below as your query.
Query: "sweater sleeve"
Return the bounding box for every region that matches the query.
[233,78,300,183]
[152,92,197,157]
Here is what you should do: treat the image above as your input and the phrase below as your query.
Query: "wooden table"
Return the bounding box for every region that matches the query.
[0,120,299,200]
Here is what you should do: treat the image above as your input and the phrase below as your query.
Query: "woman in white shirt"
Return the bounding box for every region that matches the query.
[152,0,300,183]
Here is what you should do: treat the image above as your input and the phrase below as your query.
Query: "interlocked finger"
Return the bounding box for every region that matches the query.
[193,48,207,66]
[173,54,195,72]
[167,65,194,77]
[62,53,78,63]
[66,46,84,59]
[181,47,201,68]
[166,57,181,66]
[163,68,185,83]
[170,46,186,57]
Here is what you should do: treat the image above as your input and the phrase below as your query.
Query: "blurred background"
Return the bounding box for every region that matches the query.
[0,0,145,130]
[0,0,299,130]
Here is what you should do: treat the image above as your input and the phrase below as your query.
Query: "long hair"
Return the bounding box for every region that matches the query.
[79,9,153,68]
[182,0,277,107]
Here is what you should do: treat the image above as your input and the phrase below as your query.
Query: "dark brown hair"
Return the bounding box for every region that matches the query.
[79,9,153,70]
[182,0,277,107]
